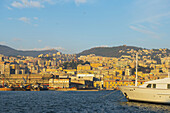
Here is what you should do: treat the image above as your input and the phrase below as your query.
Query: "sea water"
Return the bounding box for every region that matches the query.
[0,91,170,113]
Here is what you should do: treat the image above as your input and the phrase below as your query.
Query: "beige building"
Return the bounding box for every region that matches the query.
[49,78,70,88]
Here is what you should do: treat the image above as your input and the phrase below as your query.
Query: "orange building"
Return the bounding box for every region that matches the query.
[77,64,91,71]
[104,80,145,90]
[90,63,103,68]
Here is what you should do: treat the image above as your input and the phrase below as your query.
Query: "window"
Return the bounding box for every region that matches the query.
[153,84,156,88]
[167,84,170,89]
[146,84,151,88]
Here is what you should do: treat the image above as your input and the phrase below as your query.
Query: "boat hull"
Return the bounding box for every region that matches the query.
[119,86,170,104]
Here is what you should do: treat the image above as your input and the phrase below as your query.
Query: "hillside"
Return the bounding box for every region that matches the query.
[78,45,143,57]
[77,45,170,63]
[1,45,170,59]
[0,45,58,57]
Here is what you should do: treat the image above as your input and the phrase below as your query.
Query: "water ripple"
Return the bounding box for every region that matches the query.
[0,91,170,113]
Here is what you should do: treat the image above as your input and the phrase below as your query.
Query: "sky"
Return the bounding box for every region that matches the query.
[0,0,170,54]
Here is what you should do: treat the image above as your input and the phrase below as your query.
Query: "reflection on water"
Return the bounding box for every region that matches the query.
[0,91,170,113]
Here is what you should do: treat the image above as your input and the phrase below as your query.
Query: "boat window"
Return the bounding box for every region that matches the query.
[146,84,151,88]
[153,84,156,88]
[167,84,170,89]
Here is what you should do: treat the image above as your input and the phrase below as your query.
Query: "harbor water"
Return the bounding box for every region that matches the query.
[0,91,170,113]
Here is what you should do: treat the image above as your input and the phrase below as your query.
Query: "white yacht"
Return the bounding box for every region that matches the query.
[119,53,170,104]
[119,78,170,104]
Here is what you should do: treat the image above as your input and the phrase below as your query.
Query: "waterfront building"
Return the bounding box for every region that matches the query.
[49,78,70,88]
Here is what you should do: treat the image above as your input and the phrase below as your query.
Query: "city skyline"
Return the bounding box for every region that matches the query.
[1,0,170,54]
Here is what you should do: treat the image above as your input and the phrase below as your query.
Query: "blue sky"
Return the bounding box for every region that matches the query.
[0,0,170,53]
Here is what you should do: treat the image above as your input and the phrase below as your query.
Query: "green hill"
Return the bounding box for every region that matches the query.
[77,45,170,64]
[78,45,143,57]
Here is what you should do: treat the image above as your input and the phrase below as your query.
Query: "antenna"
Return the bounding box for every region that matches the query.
[135,52,138,86]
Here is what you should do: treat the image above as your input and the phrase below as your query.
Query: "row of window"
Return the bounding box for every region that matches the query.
[54,81,69,83]
[146,84,170,89]
[146,84,156,88]
[107,82,143,84]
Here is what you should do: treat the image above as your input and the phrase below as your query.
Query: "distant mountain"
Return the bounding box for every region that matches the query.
[78,45,170,58]
[0,45,59,57]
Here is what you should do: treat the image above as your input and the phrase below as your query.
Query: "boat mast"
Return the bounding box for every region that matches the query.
[135,52,138,86]
[168,56,170,78]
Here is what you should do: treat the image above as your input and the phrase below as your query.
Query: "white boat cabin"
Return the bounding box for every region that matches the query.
[139,78,170,89]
